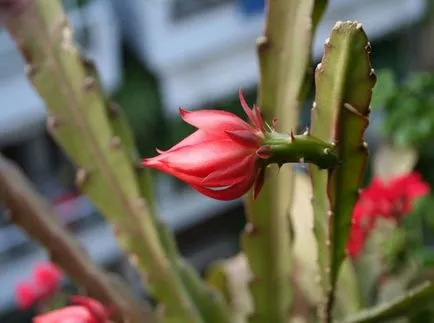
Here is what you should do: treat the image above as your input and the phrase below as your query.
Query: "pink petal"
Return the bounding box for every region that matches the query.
[143,139,252,178]
[225,130,259,148]
[252,104,264,131]
[256,146,271,159]
[142,160,204,186]
[33,306,98,323]
[201,155,256,186]
[70,296,109,323]
[191,177,254,201]
[179,108,252,133]
[155,130,223,154]
[238,89,256,126]
[253,167,266,200]
[238,89,264,131]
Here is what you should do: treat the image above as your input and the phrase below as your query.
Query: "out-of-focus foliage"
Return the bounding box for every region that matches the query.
[372,70,434,148]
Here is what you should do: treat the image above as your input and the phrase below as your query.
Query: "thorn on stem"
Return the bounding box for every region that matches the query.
[75,168,89,189]
[135,198,147,210]
[46,116,59,132]
[128,254,140,268]
[83,76,96,90]
[256,35,269,52]
[112,225,122,237]
[245,222,257,235]
[24,64,38,78]
[365,42,372,53]
[110,137,122,149]
[107,102,121,118]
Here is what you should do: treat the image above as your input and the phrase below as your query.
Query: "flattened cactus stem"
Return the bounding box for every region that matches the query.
[310,21,376,321]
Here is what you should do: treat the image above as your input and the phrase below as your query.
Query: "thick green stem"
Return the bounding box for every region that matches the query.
[243,1,325,322]
[0,1,202,322]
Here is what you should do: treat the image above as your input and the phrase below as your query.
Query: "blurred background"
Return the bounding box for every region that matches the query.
[0,0,433,321]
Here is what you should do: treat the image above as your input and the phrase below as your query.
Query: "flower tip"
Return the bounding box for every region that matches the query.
[142,158,158,167]
[238,88,245,99]
[178,107,188,117]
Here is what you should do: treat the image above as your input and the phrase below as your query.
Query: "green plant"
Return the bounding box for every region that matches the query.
[1,0,434,322]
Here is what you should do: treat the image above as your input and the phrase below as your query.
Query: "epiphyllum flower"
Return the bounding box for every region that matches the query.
[33,296,112,323]
[143,90,268,200]
[142,90,338,200]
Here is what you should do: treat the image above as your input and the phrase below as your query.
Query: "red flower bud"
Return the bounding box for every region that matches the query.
[142,89,267,200]
[33,296,111,323]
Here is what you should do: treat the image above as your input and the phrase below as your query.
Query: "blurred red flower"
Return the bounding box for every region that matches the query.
[15,262,63,310]
[347,172,429,258]
[16,281,38,310]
